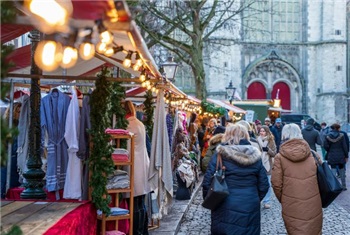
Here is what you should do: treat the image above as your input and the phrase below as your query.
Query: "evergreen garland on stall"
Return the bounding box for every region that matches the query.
[201,101,226,116]
[110,81,128,148]
[0,2,16,167]
[89,67,114,215]
[143,90,154,139]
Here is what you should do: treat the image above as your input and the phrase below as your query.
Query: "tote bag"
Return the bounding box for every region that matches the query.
[311,151,343,208]
[202,154,229,210]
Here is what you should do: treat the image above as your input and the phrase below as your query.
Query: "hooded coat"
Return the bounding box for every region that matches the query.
[202,143,269,235]
[324,130,348,165]
[271,139,323,235]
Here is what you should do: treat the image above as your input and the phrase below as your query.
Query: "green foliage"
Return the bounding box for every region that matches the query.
[143,90,154,139]
[110,81,128,148]
[1,3,16,167]
[89,67,114,215]
[1,1,17,24]
[1,225,23,235]
[201,101,226,116]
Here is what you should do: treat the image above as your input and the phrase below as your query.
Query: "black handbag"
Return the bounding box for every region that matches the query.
[202,154,229,210]
[311,151,343,208]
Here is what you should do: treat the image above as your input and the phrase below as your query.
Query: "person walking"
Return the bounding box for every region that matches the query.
[257,125,277,209]
[272,118,283,152]
[319,122,330,160]
[271,123,323,235]
[202,124,269,235]
[301,118,322,151]
[324,123,349,191]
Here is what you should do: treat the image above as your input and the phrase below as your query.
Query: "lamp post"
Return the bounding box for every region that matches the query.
[226,80,236,104]
[161,56,178,82]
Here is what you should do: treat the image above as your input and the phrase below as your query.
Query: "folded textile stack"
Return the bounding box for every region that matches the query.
[105,128,132,135]
[97,207,129,216]
[107,170,130,189]
[112,148,129,162]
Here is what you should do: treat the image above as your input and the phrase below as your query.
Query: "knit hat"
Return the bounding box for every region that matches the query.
[275,118,282,123]
[213,125,226,135]
[265,117,271,122]
[255,119,262,125]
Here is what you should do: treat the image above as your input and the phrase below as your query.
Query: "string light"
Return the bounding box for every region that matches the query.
[34,40,62,71]
[123,51,132,68]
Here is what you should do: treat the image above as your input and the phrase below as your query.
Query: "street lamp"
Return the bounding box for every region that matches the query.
[226,80,236,104]
[161,56,178,82]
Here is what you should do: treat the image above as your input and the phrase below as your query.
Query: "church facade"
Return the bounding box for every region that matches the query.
[175,0,349,125]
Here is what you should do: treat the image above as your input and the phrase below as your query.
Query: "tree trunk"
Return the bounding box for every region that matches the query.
[191,41,206,100]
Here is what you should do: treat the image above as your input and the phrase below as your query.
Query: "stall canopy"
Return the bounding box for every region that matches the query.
[4,0,162,81]
[207,98,246,114]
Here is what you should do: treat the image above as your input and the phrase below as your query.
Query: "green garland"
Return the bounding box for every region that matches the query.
[110,79,128,148]
[143,90,154,139]
[1,1,17,167]
[201,101,226,116]
[89,67,114,215]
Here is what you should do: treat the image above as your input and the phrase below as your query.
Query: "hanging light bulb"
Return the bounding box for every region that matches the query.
[78,29,95,60]
[133,63,141,71]
[34,40,62,72]
[103,45,123,57]
[24,0,72,33]
[96,42,107,54]
[79,42,95,60]
[139,69,146,82]
[141,82,147,88]
[145,80,150,87]
[135,52,143,67]
[100,30,113,44]
[60,46,78,69]
[151,87,156,93]
[123,51,132,68]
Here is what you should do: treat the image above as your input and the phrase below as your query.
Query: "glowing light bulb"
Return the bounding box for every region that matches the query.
[27,0,72,33]
[60,46,78,69]
[96,42,107,54]
[139,73,146,82]
[100,30,113,44]
[141,82,147,88]
[34,40,62,71]
[123,52,132,68]
[104,47,115,57]
[79,42,95,60]
[151,87,156,93]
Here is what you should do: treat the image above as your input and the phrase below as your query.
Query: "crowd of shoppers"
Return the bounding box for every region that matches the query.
[200,115,349,234]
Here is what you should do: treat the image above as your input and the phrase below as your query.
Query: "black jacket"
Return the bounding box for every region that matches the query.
[324,130,348,165]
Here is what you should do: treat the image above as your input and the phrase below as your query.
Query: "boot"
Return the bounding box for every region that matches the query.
[339,168,347,191]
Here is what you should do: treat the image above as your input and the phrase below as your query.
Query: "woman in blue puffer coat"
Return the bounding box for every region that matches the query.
[202,123,269,235]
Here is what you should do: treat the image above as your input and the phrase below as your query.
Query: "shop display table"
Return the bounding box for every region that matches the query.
[1,200,96,235]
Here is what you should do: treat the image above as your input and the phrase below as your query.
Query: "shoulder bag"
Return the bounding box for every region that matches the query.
[202,154,229,210]
[311,151,343,208]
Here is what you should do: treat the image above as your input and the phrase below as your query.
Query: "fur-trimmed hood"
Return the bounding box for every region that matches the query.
[209,133,224,146]
[216,144,261,166]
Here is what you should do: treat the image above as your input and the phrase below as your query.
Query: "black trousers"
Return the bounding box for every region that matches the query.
[133,195,149,235]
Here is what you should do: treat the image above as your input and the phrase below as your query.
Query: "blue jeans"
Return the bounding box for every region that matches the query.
[263,175,271,204]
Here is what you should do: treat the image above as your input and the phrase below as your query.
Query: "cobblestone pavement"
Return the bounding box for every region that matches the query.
[178,190,350,235]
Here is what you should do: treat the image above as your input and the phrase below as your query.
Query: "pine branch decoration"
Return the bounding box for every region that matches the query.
[201,101,226,116]
[143,90,154,139]
[89,67,114,215]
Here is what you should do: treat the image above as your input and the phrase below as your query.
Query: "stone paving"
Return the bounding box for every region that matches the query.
[178,190,350,235]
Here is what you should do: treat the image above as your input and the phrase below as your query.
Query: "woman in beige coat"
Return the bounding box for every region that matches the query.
[272,124,322,235]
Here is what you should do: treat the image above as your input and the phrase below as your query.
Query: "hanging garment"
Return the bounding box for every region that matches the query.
[17,94,30,183]
[41,89,70,197]
[126,116,153,197]
[63,88,82,199]
[77,94,91,200]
